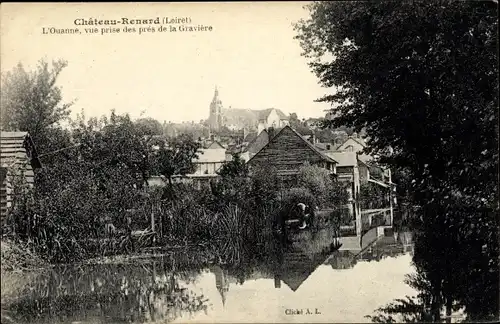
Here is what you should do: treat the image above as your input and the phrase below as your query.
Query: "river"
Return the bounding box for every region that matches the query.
[1,230,416,323]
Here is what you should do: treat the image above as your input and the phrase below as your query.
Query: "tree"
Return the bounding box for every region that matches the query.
[295,1,498,205]
[295,1,498,321]
[0,59,72,152]
[316,128,336,143]
[155,134,201,192]
[7,111,155,262]
[73,111,158,189]
[217,153,249,178]
[296,162,348,208]
[289,113,300,127]
[135,117,164,137]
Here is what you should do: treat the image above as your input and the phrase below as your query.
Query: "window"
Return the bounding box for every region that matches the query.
[345,145,354,152]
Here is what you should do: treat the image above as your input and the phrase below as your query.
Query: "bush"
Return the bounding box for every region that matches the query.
[278,187,316,211]
[296,163,349,208]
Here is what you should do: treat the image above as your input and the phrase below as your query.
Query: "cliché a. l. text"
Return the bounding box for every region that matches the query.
[285,308,321,315]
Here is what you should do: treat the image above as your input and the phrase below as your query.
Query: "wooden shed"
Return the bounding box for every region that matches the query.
[0,131,41,220]
[246,126,338,181]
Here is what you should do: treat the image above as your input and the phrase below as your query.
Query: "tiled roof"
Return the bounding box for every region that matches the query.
[206,141,225,149]
[243,132,258,143]
[245,129,269,154]
[274,109,289,120]
[257,108,289,120]
[221,108,289,129]
[339,135,367,148]
[0,131,41,169]
[314,142,337,151]
[286,127,338,164]
[324,151,358,167]
[0,131,41,191]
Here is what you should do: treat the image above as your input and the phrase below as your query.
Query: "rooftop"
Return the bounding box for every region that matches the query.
[194,148,227,163]
[0,131,41,169]
[324,151,358,167]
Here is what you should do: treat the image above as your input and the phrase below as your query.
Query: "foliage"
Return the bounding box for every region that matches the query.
[0,59,72,152]
[217,153,249,178]
[288,113,312,135]
[1,58,349,270]
[155,134,201,189]
[5,111,190,263]
[134,117,164,137]
[278,187,316,213]
[360,182,388,209]
[0,239,47,272]
[296,162,348,208]
[296,0,498,321]
[73,111,159,189]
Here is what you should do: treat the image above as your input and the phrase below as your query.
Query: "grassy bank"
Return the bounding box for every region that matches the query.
[1,239,47,272]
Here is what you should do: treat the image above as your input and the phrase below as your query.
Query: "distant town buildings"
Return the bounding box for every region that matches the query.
[207,87,289,133]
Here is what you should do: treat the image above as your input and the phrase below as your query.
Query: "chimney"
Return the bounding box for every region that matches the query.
[326,144,331,150]
[309,133,316,144]
[210,134,215,141]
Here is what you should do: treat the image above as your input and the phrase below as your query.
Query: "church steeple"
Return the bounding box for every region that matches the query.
[212,86,221,104]
[208,85,223,131]
[213,85,219,100]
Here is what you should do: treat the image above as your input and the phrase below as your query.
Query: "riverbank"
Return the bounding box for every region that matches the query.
[0,239,47,273]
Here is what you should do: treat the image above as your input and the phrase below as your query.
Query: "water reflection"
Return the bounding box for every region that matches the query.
[2,229,415,323]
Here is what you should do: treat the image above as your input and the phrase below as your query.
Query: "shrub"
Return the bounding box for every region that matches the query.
[278,187,316,211]
[296,163,349,208]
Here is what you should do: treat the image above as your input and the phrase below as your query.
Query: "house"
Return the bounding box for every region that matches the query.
[337,133,366,153]
[246,126,337,184]
[334,134,393,186]
[314,142,340,151]
[207,87,289,131]
[245,129,270,160]
[323,151,369,231]
[150,146,227,190]
[185,148,226,188]
[256,108,289,134]
[0,131,41,220]
[206,140,225,150]
[227,129,271,163]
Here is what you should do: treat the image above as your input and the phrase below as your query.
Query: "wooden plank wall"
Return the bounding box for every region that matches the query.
[0,134,35,222]
[248,127,326,173]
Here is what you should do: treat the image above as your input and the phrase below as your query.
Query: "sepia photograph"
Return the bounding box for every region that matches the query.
[0,1,498,323]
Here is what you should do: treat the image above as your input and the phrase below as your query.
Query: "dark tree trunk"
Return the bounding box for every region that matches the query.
[445,296,452,323]
[431,285,442,322]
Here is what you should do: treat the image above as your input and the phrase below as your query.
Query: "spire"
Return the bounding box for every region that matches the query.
[213,85,219,100]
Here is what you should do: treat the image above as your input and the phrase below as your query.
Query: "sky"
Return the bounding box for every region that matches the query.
[1,2,333,123]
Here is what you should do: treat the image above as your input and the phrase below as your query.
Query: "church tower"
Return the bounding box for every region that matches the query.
[208,86,223,131]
